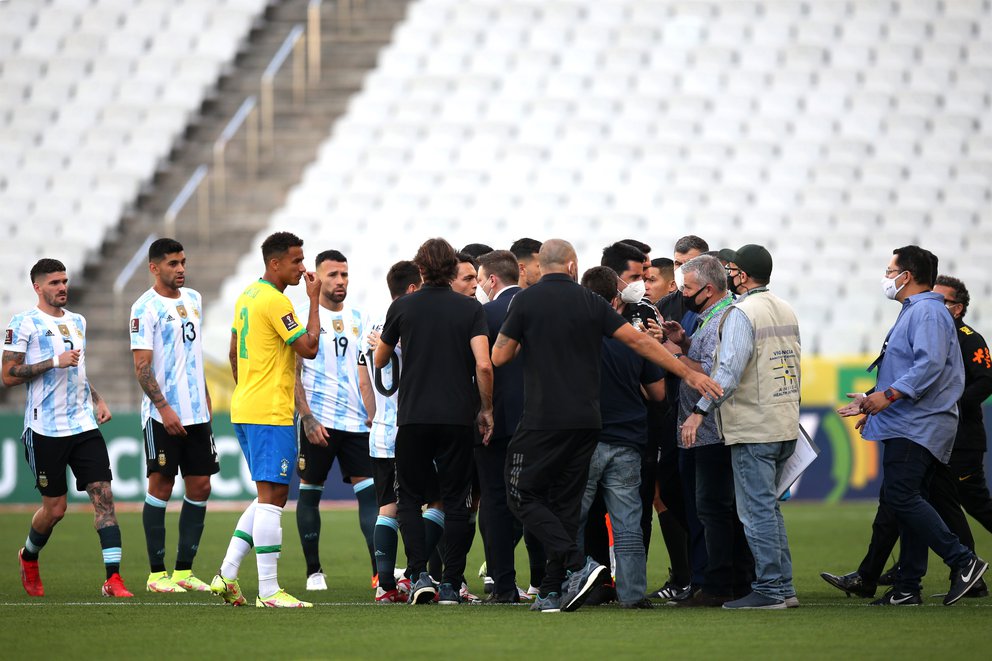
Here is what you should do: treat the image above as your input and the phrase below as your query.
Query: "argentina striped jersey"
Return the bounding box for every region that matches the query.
[361,310,400,458]
[300,305,369,432]
[129,287,210,426]
[4,307,97,436]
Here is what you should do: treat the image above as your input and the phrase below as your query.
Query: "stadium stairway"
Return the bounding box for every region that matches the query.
[0,0,413,413]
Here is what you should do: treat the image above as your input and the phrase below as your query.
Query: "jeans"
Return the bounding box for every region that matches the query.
[730,440,796,600]
[694,443,754,596]
[578,443,647,604]
[879,437,973,593]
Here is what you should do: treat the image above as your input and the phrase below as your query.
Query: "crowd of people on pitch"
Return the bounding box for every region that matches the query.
[5,232,990,609]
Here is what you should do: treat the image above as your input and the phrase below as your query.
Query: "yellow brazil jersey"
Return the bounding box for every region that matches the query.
[230,279,306,425]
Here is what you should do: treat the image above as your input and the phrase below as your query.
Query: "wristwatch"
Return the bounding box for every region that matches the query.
[884,388,898,403]
[692,405,708,417]
[673,353,684,359]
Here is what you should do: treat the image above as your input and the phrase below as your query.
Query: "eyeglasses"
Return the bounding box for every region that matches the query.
[944,299,960,307]
[884,267,903,276]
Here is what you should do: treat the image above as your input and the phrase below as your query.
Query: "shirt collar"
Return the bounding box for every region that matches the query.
[700,293,733,316]
[492,284,519,301]
[903,290,942,306]
[540,273,574,283]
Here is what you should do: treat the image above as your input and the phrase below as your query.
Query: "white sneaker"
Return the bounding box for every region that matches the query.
[518,584,536,601]
[527,585,540,597]
[306,571,328,591]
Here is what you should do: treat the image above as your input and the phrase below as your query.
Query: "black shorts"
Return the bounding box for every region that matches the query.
[297,427,373,484]
[143,420,219,478]
[23,428,112,497]
[371,457,397,507]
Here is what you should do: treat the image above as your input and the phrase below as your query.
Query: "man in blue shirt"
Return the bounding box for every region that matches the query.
[839,246,986,605]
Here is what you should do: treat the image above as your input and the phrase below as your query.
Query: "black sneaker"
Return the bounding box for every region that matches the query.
[965,576,988,598]
[619,597,654,609]
[648,569,691,600]
[870,588,921,606]
[411,572,436,605]
[665,585,699,605]
[437,582,461,605]
[877,564,899,586]
[945,556,989,606]
[819,571,877,598]
[582,582,617,606]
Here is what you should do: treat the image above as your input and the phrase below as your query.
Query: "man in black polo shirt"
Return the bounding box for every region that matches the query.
[492,239,722,613]
[375,238,494,605]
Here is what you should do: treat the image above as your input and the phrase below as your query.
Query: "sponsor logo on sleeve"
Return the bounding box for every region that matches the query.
[282,313,299,332]
[130,318,140,333]
[4,328,12,345]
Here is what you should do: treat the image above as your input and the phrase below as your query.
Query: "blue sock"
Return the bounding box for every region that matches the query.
[423,508,445,568]
[354,479,378,576]
[296,485,323,576]
[22,527,50,562]
[374,515,399,591]
[142,493,167,573]
[98,525,123,579]
[176,496,207,571]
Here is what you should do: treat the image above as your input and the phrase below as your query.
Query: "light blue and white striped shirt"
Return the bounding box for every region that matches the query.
[4,307,97,437]
[361,310,400,458]
[300,305,370,432]
[130,288,210,426]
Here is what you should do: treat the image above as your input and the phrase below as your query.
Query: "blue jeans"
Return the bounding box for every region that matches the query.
[880,437,973,593]
[730,440,796,600]
[578,443,646,604]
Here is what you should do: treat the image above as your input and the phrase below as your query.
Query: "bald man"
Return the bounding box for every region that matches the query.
[492,239,721,613]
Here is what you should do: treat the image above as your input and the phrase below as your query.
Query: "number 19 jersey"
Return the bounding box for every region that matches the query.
[129,287,209,427]
[299,305,369,432]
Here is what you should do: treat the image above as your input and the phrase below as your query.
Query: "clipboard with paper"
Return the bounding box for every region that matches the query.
[776,424,820,498]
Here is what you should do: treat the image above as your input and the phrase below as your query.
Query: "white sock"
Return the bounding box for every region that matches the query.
[220,499,257,580]
[254,503,283,598]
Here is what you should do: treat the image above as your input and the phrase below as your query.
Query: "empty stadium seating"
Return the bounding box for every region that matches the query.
[204,0,991,360]
[0,0,269,321]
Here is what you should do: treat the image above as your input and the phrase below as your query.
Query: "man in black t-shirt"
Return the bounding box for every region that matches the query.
[375,238,494,605]
[492,239,721,613]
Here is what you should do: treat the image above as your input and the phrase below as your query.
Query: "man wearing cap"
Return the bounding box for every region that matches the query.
[680,244,801,610]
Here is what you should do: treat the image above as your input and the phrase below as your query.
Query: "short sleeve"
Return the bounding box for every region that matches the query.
[471,304,488,339]
[129,300,156,351]
[499,297,524,341]
[640,358,665,385]
[271,295,306,345]
[601,300,627,337]
[380,299,403,347]
[3,315,29,353]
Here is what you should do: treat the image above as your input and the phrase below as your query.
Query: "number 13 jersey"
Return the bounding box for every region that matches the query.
[130,287,209,427]
[299,305,369,433]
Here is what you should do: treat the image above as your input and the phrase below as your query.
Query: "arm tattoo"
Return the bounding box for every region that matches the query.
[493,334,511,350]
[136,361,166,408]
[86,481,118,529]
[294,355,311,416]
[90,387,104,405]
[3,350,52,380]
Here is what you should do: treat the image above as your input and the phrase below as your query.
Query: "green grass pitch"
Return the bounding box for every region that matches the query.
[1,502,990,659]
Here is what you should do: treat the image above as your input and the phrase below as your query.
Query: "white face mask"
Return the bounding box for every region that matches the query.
[674,266,685,292]
[475,277,494,304]
[881,271,908,300]
[619,278,646,305]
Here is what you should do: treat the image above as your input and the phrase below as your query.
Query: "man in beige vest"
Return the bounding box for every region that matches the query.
[680,244,800,610]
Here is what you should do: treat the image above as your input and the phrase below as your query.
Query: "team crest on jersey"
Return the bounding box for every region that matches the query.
[280,458,290,477]
[176,304,188,319]
[332,319,345,334]
[4,329,13,345]
[38,473,48,488]
[351,323,360,338]
[282,314,299,332]
[298,455,306,471]
[130,318,140,333]
[158,451,167,467]
[57,324,71,340]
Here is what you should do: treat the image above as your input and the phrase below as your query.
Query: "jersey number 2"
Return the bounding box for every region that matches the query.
[238,307,249,359]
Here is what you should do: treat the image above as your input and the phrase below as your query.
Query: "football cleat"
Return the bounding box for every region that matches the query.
[371,573,378,589]
[172,570,211,592]
[210,574,247,607]
[256,589,313,608]
[101,573,134,598]
[146,571,187,593]
[18,548,44,597]
[819,571,877,599]
[518,585,536,601]
[460,582,481,604]
[375,587,408,603]
[396,577,412,595]
[306,571,328,591]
